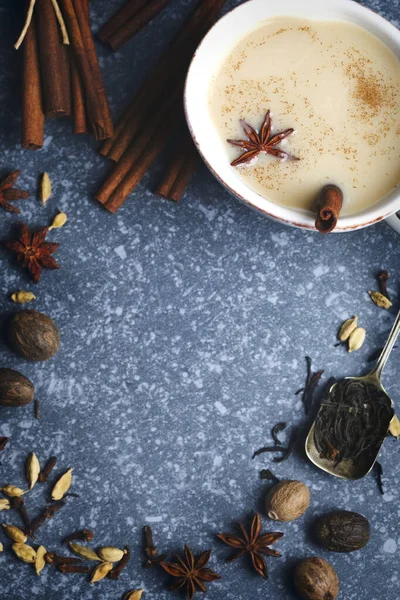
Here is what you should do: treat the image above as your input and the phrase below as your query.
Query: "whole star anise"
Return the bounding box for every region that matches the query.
[4,222,60,283]
[217,512,283,578]
[160,545,221,600]
[227,110,298,167]
[0,170,30,214]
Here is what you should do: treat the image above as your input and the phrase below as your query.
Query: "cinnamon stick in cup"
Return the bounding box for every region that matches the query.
[315,185,343,234]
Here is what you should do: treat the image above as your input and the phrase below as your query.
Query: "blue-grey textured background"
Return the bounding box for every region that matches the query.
[0,1,399,599]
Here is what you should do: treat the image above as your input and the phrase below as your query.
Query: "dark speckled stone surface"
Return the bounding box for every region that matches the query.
[0,1,400,599]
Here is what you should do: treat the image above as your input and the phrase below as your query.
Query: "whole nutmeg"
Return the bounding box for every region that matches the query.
[0,369,34,407]
[294,557,339,600]
[316,510,370,553]
[265,480,310,521]
[8,310,60,361]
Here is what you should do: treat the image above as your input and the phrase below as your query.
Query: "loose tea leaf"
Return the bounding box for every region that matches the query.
[34,399,40,420]
[0,437,8,451]
[374,462,384,495]
[2,524,27,543]
[98,546,125,562]
[259,469,280,484]
[217,513,283,578]
[1,485,26,497]
[26,452,40,490]
[11,291,36,304]
[296,356,324,415]
[48,211,67,231]
[35,545,47,576]
[12,543,36,563]
[314,380,393,466]
[389,415,400,439]
[51,468,73,500]
[40,173,51,205]
[253,423,298,463]
[0,499,10,511]
[271,422,287,445]
[368,291,392,310]
[91,561,113,583]
[69,542,101,562]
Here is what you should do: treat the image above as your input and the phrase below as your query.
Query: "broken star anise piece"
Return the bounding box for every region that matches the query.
[227,110,298,167]
[217,512,283,578]
[4,222,60,284]
[0,170,30,214]
[160,545,221,600]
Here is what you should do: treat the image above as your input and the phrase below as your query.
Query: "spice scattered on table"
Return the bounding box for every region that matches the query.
[10,291,36,304]
[160,545,220,599]
[296,356,324,415]
[315,511,370,553]
[98,0,173,51]
[8,310,60,361]
[3,222,60,284]
[0,368,35,408]
[377,270,390,300]
[48,211,67,231]
[0,437,9,452]
[143,525,167,568]
[373,461,384,495]
[51,468,73,501]
[0,170,30,214]
[368,290,393,310]
[217,512,283,579]
[40,172,52,205]
[348,327,366,353]
[293,557,340,600]
[265,480,310,522]
[253,421,298,462]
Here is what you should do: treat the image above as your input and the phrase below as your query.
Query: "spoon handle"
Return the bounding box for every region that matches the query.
[369,307,400,380]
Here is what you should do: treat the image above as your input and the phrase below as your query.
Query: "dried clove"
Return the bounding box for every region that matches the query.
[62,528,94,544]
[108,545,131,579]
[378,270,390,300]
[143,525,167,568]
[0,437,8,452]
[44,501,65,518]
[57,563,90,574]
[30,501,65,536]
[45,552,83,566]
[10,497,31,532]
[39,456,57,483]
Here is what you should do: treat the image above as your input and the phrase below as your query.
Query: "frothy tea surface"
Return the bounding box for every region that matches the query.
[209,18,400,216]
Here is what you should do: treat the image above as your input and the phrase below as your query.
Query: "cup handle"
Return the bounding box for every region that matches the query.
[385,212,400,234]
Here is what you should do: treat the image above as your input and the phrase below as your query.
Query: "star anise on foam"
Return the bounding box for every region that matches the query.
[0,170,30,214]
[217,512,283,578]
[4,222,60,284]
[160,545,221,600]
[227,110,298,167]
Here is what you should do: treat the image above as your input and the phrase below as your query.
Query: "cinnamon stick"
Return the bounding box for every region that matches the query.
[100,0,226,162]
[97,95,182,206]
[37,0,71,118]
[315,185,343,233]
[100,0,174,52]
[100,110,183,213]
[97,0,148,43]
[58,0,114,139]
[21,11,44,149]
[70,0,89,134]
[154,131,201,202]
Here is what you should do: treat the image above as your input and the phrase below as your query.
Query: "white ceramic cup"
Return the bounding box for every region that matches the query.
[184,0,400,232]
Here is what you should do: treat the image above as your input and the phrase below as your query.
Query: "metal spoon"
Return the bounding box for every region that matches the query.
[306,308,400,480]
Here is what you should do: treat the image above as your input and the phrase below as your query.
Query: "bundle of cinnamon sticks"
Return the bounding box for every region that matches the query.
[20,0,113,150]
[96,0,226,213]
[97,0,174,51]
